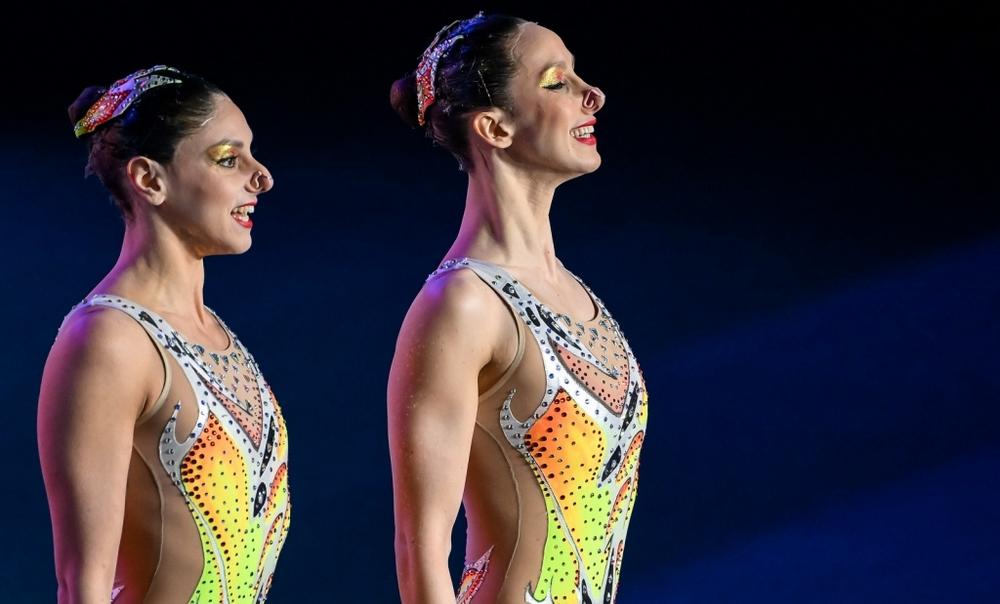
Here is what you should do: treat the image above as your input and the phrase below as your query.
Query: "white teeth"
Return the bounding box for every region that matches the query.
[571,125,595,138]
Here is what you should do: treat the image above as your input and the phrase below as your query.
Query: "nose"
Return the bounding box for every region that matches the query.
[249,165,274,193]
[582,86,606,114]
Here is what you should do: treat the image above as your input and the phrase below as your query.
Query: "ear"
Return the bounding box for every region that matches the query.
[125,156,168,207]
[469,108,515,150]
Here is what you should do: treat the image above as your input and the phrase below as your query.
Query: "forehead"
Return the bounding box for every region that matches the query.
[185,95,251,144]
[512,23,573,71]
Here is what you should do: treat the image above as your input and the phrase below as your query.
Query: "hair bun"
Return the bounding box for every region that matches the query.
[390,72,421,129]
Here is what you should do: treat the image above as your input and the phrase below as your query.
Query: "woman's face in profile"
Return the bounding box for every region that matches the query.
[157,95,273,257]
[502,23,606,180]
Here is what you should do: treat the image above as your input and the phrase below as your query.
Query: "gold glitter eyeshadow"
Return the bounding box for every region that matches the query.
[207,144,238,162]
[539,66,565,88]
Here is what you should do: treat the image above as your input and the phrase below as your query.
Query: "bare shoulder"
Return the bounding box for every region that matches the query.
[50,304,157,366]
[399,268,510,348]
[40,304,160,420]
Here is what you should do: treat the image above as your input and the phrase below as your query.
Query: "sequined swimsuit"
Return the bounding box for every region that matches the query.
[67,295,290,603]
[428,258,648,604]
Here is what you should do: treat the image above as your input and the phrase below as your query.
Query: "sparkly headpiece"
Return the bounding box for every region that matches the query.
[74,65,184,138]
[415,12,485,126]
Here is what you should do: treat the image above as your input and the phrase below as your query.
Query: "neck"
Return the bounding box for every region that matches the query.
[446,157,564,278]
[93,216,208,319]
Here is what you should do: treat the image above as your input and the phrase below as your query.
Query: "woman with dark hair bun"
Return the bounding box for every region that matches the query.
[388,14,648,604]
[38,65,290,603]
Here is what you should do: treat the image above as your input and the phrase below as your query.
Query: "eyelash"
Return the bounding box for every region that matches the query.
[217,156,238,168]
[544,81,567,91]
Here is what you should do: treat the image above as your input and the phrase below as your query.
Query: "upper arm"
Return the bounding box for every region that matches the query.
[37,307,160,598]
[387,271,508,551]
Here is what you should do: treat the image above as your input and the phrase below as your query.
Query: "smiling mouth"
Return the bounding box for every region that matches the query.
[570,124,595,139]
[232,203,255,227]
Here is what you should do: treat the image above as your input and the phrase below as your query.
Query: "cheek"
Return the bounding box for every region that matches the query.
[170,175,231,222]
[182,183,214,216]
[524,103,569,145]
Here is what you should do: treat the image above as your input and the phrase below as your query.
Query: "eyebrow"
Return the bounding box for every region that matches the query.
[540,54,576,74]
[208,139,245,148]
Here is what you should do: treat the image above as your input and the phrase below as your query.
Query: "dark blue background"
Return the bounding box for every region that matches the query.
[3,3,998,602]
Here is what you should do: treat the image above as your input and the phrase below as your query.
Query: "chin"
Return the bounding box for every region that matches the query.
[214,236,253,256]
[572,146,602,172]
[574,154,602,175]
[232,238,253,255]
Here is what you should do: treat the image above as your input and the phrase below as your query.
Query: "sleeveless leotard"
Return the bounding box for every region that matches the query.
[428,258,648,604]
[63,295,290,603]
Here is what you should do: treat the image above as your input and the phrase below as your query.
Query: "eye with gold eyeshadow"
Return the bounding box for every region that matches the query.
[207,143,239,168]
[539,66,567,90]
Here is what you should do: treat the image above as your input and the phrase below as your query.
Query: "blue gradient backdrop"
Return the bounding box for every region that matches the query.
[3,3,997,602]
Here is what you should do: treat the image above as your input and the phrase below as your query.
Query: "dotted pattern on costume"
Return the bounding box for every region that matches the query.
[78,296,291,603]
[199,352,264,447]
[524,391,610,600]
[428,259,648,604]
[556,343,630,413]
[183,413,257,600]
[615,431,644,485]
